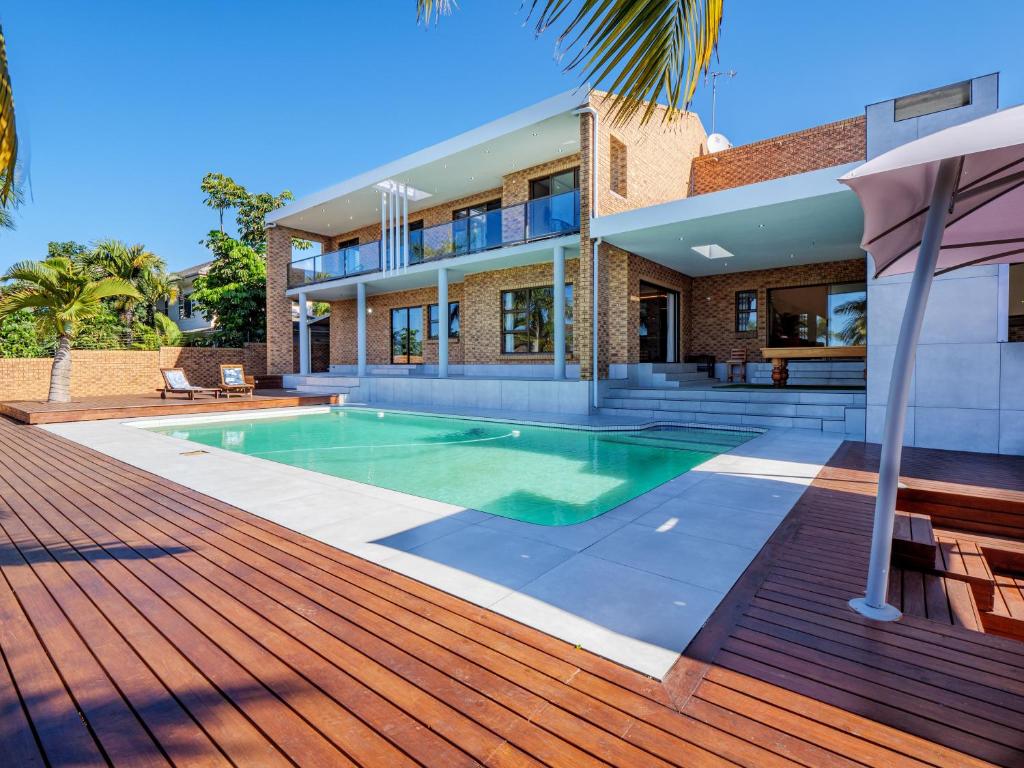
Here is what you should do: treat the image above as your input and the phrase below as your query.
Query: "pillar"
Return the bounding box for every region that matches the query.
[297,292,310,375]
[356,282,367,377]
[437,267,449,378]
[553,245,566,379]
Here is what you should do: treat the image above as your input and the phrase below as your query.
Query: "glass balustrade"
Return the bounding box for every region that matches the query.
[288,188,579,287]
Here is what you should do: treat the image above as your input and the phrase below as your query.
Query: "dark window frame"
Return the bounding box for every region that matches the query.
[389,305,424,364]
[428,301,460,340]
[528,168,580,200]
[766,281,867,348]
[500,283,574,355]
[735,290,757,334]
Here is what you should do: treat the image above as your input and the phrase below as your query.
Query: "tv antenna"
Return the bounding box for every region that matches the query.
[706,70,737,134]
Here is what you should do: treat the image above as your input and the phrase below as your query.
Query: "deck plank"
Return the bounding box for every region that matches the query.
[2,417,1023,766]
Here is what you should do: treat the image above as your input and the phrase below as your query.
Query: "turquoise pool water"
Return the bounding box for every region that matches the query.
[152,409,754,525]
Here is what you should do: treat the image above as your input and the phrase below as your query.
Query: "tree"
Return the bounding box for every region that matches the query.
[84,239,168,341]
[200,172,246,233]
[236,189,300,251]
[416,0,723,125]
[0,308,48,357]
[0,170,22,230]
[0,257,140,402]
[0,24,16,205]
[190,231,267,347]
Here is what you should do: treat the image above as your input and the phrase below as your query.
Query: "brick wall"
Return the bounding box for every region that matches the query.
[689,116,866,195]
[688,258,867,363]
[327,260,580,367]
[590,90,706,215]
[0,344,270,401]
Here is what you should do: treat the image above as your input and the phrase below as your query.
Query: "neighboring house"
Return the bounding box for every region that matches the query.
[265,75,1022,455]
[167,261,215,334]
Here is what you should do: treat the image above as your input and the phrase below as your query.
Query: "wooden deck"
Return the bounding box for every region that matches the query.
[1,420,1022,766]
[0,390,337,424]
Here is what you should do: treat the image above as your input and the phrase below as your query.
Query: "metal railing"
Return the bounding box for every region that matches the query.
[287,189,580,287]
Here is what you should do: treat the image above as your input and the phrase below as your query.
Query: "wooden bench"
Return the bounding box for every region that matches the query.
[892,509,936,570]
[760,345,865,387]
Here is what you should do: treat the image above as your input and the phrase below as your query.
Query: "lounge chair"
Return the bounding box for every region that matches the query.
[159,368,220,400]
[218,364,256,398]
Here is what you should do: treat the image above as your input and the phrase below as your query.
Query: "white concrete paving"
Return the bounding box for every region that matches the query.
[45,407,844,679]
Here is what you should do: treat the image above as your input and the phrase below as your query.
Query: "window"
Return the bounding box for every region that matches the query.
[767,282,867,348]
[390,306,424,364]
[178,293,193,320]
[735,290,757,333]
[609,136,627,197]
[453,200,500,219]
[529,168,579,200]
[335,237,358,250]
[502,284,573,354]
[1010,263,1024,342]
[452,202,501,253]
[428,301,460,340]
[895,81,971,122]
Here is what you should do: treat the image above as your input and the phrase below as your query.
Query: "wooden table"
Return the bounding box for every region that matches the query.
[760,345,866,386]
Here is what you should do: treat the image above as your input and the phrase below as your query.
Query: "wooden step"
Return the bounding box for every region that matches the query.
[983,571,1024,642]
[898,486,1024,539]
[892,509,936,570]
[935,537,995,613]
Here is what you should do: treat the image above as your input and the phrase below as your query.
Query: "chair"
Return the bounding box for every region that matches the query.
[159,368,220,400]
[219,364,256,398]
[725,349,747,383]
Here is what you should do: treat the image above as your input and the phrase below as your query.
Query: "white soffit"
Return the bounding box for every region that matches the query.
[591,164,867,276]
[268,87,589,236]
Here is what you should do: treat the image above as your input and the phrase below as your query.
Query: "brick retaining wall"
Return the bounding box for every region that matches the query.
[1,344,272,401]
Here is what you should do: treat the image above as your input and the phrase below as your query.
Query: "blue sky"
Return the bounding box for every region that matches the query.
[1,1,1021,273]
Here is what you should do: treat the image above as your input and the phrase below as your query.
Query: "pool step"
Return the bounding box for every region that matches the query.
[598,385,866,435]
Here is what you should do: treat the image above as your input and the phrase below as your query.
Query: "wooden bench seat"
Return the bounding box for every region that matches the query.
[935,536,996,612]
[892,509,937,570]
[898,486,1024,539]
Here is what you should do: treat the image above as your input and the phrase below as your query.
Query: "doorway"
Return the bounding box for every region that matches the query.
[638,281,678,363]
[390,306,424,364]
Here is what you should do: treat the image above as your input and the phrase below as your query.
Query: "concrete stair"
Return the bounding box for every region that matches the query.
[635,363,714,389]
[282,374,363,402]
[598,382,866,435]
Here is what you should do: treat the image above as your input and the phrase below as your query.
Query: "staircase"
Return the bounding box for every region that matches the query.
[282,373,363,402]
[633,362,713,389]
[599,379,866,434]
[894,489,1024,642]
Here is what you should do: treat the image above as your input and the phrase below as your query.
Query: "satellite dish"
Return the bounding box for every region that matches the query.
[707,133,733,153]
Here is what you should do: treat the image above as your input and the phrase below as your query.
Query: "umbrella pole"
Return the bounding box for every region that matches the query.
[850,156,961,621]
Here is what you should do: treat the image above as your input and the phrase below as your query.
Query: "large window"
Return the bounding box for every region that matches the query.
[502,284,574,354]
[1010,263,1024,342]
[428,301,460,340]
[390,306,423,364]
[735,290,757,333]
[767,282,866,348]
[529,168,579,199]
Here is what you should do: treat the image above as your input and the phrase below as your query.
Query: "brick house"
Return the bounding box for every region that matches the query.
[265,76,1023,452]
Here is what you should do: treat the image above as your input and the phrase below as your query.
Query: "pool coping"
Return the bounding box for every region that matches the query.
[44,405,843,679]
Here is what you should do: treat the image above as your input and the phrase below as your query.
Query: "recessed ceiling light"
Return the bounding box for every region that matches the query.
[468,176,475,181]
[758,224,765,229]
[692,244,734,260]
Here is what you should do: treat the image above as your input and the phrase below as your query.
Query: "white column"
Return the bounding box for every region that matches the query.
[297,292,310,375]
[380,192,388,273]
[437,268,449,379]
[552,245,566,380]
[356,282,367,377]
[850,156,960,622]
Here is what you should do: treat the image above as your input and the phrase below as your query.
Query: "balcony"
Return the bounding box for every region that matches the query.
[288,189,580,288]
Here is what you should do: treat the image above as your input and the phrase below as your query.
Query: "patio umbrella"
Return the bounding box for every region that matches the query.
[838,103,1024,621]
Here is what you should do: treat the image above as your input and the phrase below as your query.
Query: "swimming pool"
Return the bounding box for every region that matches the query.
[151,409,755,525]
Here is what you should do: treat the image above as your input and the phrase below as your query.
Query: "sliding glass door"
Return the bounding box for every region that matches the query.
[390,306,424,364]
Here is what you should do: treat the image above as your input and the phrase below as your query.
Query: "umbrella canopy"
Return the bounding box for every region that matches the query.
[838,102,1024,622]
[841,103,1024,277]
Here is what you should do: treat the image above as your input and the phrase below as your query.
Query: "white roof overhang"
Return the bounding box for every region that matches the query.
[268,88,588,237]
[591,164,866,277]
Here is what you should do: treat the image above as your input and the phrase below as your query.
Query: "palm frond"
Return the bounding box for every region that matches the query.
[416,0,457,25]
[531,0,722,125]
[0,287,50,318]
[80,276,142,304]
[0,24,16,205]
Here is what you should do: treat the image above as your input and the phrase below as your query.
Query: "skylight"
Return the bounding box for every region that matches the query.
[374,179,433,201]
[691,244,735,260]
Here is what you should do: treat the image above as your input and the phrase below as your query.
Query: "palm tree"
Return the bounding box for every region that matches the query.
[84,239,167,341]
[416,0,723,124]
[136,268,178,326]
[0,257,140,402]
[0,24,16,205]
